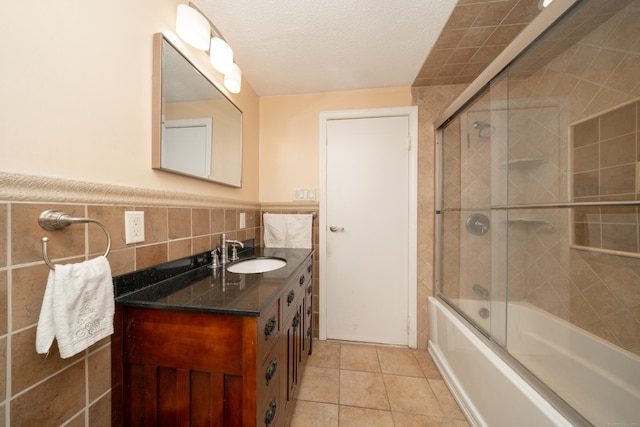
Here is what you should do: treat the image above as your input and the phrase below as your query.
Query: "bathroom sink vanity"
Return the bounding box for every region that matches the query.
[111,247,314,426]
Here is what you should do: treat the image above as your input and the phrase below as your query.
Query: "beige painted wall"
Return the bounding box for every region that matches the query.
[259,87,412,202]
[0,0,260,202]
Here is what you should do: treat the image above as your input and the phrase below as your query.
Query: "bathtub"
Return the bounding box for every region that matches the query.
[428,296,640,427]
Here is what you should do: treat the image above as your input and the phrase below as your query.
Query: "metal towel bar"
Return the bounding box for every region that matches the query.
[38,209,112,270]
[264,211,317,218]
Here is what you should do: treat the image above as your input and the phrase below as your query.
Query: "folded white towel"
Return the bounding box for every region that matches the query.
[264,213,313,249]
[36,256,114,359]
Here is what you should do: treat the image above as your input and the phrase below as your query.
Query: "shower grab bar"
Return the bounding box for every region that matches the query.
[440,200,640,212]
[38,209,112,270]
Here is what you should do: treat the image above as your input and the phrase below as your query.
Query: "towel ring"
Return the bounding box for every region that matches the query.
[38,209,112,270]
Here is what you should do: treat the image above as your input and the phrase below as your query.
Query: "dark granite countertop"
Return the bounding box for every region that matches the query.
[115,247,314,317]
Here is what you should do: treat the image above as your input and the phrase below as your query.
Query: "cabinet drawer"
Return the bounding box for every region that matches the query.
[261,394,281,427]
[258,300,279,363]
[299,260,312,291]
[258,342,281,412]
[281,280,299,323]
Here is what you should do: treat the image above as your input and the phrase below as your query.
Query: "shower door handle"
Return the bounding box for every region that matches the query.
[329,225,344,232]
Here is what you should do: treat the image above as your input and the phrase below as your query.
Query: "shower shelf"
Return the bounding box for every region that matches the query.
[505,157,547,168]
[507,216,552,228]
[508,217,548,223]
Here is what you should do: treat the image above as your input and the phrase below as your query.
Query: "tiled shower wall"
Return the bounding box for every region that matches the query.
[411,84,468,349]
[506,1,640,355]
[573,100,640,253]
[439,1,640,356]
[0,175,319,425]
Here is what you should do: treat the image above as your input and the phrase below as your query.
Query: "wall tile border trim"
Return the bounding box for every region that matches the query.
[0,172,259,209]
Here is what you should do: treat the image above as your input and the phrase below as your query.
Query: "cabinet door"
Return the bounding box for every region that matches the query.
[286,309,302,400]
[302,285,313,362]
[301,260,313,360]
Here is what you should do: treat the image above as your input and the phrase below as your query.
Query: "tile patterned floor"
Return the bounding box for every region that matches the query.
[290,341,470,426]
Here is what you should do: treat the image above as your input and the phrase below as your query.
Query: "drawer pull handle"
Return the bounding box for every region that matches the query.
[307,264,313,274]
[265,398,277,425]
[264,316,276,340]
[307,284,313,295]
[287,290,295,306]
[292,312,300,328]
[307,307,312,316]
[265,357,278,385]
[307,328,312,338]
[299,275,305,286]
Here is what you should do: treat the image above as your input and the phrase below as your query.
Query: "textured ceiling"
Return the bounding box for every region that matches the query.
[192,0,458,96]
[191,0,545,96]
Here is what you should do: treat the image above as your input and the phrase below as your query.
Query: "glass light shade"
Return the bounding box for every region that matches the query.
[176,5,210,51]
[224,63,242,94]
[210,37,234,74]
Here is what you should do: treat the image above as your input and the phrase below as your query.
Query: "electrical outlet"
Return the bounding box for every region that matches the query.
[125,211,145,244]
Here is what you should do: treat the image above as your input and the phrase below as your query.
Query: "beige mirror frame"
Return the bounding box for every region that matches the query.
[152,33,243,187]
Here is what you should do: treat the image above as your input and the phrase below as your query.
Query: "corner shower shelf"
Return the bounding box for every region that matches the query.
[505,157,547,168]
[507,217,549,224]
[507,216,552,229]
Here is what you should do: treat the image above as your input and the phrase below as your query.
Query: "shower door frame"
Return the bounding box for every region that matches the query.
[431,0,596,425]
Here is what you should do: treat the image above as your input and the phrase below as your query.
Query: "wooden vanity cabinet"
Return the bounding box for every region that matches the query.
[113,255,313,427]
[281,258,313,425]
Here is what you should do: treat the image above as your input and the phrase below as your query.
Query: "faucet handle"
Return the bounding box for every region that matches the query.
[230,245,239,262]
[210,247,220,269]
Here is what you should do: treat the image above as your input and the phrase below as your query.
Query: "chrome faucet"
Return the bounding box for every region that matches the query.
[220,233,244,265]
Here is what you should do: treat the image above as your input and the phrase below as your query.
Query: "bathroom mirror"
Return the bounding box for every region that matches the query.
[152,33,243,187]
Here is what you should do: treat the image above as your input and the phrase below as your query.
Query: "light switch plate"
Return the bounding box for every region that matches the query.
[239,212,246,229]
[293,188,316,201]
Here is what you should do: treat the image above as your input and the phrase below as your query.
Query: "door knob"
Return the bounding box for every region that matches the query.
[329,225,344,232]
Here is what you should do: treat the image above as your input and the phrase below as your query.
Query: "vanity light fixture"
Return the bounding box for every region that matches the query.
[176,4,210,51]
[224,63,242,94]
[210,37,234,74]
[175,3,243,93]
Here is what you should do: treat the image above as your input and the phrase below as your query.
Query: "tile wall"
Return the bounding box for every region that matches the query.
[573,101,640,253]
[0,175,319,425]
[411,84,468,349]
[437,1,640,356]
[506,1,640,354]
[414,0,541,86]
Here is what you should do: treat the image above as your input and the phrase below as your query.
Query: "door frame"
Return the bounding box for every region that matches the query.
[318,106,418,347]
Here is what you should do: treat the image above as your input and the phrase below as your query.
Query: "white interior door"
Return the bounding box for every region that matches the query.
[320,107,417,347]
[162,117,212,178]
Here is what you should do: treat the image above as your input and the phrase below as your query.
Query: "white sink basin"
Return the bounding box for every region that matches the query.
[227,257,287,274]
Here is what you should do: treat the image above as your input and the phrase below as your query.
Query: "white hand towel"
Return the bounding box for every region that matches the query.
[285,214,313,249]
[264,213,313,249]
[264,213,287,248]
[36,256,114,359]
